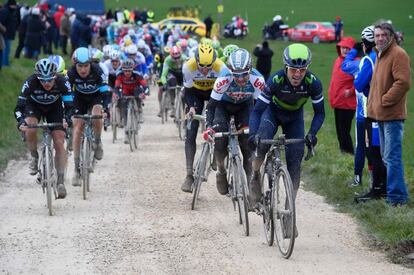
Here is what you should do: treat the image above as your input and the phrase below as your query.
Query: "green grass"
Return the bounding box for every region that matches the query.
[3,0,414,267]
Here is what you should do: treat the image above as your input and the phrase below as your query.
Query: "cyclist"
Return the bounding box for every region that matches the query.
[124,44,148,79]
[68,47,109,186]
[158,46,187,117]
[49,55,67,77]
[114,58,148,143]
[181,43,227,192]
[220,44,239,64]
[103,50,122,88]
[204,49,265,195]
[248,43,325,208]
[14,58,73,199]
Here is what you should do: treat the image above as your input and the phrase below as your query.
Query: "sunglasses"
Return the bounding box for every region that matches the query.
[38,77,56,83]
[198,63,212,69]
[287,66,307,74]
[232,71,249,78]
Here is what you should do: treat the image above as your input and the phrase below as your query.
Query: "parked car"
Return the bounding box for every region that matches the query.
[286,21,339,43]
[152,17,206,37]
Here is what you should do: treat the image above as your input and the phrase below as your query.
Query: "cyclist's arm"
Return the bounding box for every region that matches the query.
[160,57,171,85]
[205,98,218,128]
[308,79,325,136]
[14,79,30,124]
[61,78,74,119]
[248,98,268,136]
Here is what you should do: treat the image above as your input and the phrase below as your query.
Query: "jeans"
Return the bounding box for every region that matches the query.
[2,39,11,66]
[378,120,409,204]
[354,119,366,179]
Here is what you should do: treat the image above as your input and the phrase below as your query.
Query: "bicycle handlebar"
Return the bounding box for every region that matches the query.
[73,114,103,120]
[186,114,206,130]
[27,122,63,129]
[213,128,249,138]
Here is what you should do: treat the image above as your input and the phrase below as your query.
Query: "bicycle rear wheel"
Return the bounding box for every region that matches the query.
[160,91,168,124]
[273,165,296,259]
[262,161,274,246]
[44,147,53,216]
[234,157,249,236]
[191,143,209,210]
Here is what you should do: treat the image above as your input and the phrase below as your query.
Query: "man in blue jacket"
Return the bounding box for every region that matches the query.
[0,0,20,66]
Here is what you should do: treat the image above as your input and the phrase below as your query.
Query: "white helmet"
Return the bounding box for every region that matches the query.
[128,29,135,37]
[361,25,375,42]
[273,15,282,21]
[110,50,121,60]
[125,44,138,55]
[137,39,146,49]
[103,45,113,58]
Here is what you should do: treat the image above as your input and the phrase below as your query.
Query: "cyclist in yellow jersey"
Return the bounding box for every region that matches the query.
[181,43,227,192]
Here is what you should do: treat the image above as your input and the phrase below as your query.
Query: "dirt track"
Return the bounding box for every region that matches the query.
[0,90,411,274]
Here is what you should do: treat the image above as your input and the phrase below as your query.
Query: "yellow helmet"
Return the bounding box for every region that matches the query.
[196,44,216,66]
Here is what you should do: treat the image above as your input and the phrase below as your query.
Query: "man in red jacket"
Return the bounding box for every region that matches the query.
[328,36,357,155]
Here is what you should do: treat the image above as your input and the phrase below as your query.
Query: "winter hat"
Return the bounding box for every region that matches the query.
[6,0,17,6]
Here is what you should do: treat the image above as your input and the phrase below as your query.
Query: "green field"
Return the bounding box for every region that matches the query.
[2,0,414,266]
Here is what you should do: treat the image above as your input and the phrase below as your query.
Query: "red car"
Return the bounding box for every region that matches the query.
[286,22,338,43]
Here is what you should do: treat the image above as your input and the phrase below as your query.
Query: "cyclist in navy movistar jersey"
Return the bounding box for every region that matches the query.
[249,43,325,208]
[204,49,265,195]
[68,47,109,187]
[14,58,73,199]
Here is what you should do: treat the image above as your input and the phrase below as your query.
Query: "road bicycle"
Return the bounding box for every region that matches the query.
[73,114,102,200]
[124,96,142,152]
[172,86,186,140]
[160,85,173,124]
[256,135,314,259]
[215,116,250,236]
[188,114,214,210]
[28,122,63,216]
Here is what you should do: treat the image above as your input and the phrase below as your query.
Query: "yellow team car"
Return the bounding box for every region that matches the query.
[152,17,206,37]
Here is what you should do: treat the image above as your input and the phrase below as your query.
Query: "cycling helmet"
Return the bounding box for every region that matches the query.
[35,58,57,80]
[200,37,213,47]
[137,39,146,49]
[110,50,121,61]
[48,55,65,74]
[177,39,188,48]
[127,29,135,37]
[72,47,91,64]
[103,45,113,58]
[121,58,135,70]
[228,49,251,72]
[283,43,312,68]
[170,46,182,59]
[91,48,104,62]
[223,44,239,58]
[195,44,216,66]
[212,40,221,50]
[361,25,375,43]
[125,44,138,55]
[187,38,198,48]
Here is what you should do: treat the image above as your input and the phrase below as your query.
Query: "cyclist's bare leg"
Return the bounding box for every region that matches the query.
[72,118,85,170]
[157,86,163,115]
[24,117,39,156]
[51,130,67,175]
[92,104,103,139]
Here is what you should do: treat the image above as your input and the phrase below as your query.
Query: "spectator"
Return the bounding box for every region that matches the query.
[0,20,5,70]
[204,14,213,38]
[270,15,284,38]
[23,7,46,59]
[44,11,57,54]
[253,40,273,81]
[367,22,411,206]
[14,8,28,58]
[106,9,113,20]
[328,37,357,155]
[53,5,65,49]
[59,8,71,55]
[0,0,20,66]
[333,16,343,41]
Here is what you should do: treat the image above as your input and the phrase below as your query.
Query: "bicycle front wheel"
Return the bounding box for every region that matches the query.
[273,165,296,259]
[126,105,134,152]
[234,157,249,236]
[44,147,53,216]
[81,138,91,200]
[111,103,117,143]
[262,161,274,246]
[191,143,209,210]
[160,92,168,124]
